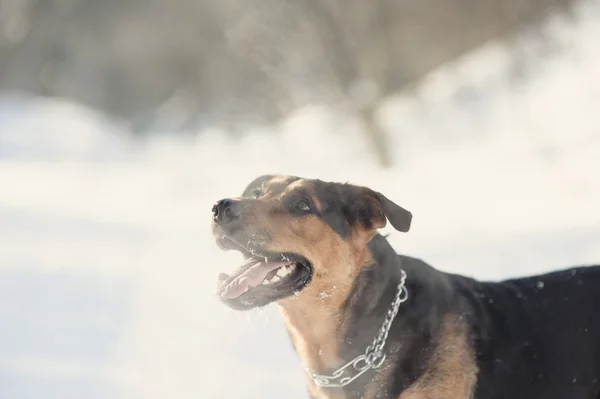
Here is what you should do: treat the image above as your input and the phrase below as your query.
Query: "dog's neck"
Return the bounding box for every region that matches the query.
[277,234,410,396]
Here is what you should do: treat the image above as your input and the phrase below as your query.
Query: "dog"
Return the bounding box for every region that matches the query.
[212,175,600,399]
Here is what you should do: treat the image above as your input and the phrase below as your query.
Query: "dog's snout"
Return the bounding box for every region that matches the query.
[212,199,242,224]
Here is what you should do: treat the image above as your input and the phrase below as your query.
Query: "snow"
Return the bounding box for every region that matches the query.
[1,1,600,398]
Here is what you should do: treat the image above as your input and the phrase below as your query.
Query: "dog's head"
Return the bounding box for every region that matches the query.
[212,175,412,310]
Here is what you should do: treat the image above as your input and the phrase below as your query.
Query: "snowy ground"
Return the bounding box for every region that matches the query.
[1,1,600,398]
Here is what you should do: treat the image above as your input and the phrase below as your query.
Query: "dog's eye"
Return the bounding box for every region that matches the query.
[294,199,312,212]
[252,188,263,199]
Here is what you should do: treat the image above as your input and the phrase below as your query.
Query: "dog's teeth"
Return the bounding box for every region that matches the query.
[277,268,289,277]
[271,276,280,282]
[261,280,269,285]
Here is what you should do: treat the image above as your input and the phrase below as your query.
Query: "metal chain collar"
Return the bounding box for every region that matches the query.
[309,269,409,389]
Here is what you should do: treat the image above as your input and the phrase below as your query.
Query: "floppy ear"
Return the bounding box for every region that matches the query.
[374,192,412,233]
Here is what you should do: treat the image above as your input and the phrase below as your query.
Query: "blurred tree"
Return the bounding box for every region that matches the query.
[0,0,575,166]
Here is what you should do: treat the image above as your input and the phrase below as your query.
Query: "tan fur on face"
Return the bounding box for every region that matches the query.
[398,314,478,399]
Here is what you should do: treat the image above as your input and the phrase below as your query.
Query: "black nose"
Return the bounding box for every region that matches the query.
[212,199,242,224]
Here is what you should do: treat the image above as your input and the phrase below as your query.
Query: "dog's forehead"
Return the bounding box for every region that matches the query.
[266,176,347,198]
[243,175,301,193]
[243,175,355,202]
[264,176,303,195]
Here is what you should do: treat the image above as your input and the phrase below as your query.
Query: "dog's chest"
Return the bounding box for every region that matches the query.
[280,308,342,372]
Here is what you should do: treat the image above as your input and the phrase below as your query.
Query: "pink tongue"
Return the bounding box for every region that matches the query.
[217,260,290,299]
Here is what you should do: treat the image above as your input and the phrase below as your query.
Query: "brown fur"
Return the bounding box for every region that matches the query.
[275,217,375,374]
[398,315,478,399]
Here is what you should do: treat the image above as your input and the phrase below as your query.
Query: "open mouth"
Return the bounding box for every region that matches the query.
[215,239,313,308]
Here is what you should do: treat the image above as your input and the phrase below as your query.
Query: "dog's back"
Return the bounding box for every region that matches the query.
[471,265,600,398]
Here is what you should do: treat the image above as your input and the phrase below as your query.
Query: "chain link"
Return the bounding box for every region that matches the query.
[310,270,408,389]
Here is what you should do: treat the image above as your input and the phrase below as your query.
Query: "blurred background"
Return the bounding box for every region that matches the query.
[0,0,599,397]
